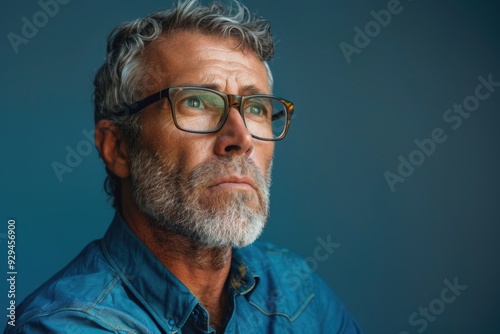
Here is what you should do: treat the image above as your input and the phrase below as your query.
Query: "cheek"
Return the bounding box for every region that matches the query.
[170,135,215,173]
[254,142,274,177]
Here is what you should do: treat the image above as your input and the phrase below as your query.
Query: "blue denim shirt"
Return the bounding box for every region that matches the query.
[6,213,363,333]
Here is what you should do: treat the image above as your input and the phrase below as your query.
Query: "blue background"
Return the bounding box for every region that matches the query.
[1,0,499,333]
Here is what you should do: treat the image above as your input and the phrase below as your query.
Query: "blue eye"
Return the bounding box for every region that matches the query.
[184,97,203,108]
[248,104,263,115]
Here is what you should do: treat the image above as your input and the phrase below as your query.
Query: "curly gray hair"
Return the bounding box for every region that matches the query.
[93,0,275,209]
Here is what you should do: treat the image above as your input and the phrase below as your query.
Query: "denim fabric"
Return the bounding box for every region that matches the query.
[6,213,363,333]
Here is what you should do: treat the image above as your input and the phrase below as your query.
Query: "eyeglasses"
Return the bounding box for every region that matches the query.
[117,86,295,141]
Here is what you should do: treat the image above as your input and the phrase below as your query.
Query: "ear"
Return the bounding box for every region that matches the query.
[95,120,130,179]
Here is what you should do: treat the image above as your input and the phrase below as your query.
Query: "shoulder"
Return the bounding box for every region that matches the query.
[7,240,139,333]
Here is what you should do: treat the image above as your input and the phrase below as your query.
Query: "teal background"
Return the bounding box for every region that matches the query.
[1,0,499,332]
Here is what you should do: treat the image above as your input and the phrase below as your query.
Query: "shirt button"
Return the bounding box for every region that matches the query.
[168,318,175,326]
[192,309,199,316]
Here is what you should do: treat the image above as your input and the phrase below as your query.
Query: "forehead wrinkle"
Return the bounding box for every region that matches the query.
[145,31,269,93]
[195,64,268,94]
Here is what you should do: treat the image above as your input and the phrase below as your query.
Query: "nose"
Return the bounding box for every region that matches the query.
[213,107,253,157]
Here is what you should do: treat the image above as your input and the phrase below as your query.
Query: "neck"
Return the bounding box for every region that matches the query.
[121,200,231,331]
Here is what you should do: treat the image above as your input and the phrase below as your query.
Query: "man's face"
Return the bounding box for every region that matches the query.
[127,30,274,248]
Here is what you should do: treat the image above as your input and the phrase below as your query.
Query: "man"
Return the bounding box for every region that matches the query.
[7,1,362,333]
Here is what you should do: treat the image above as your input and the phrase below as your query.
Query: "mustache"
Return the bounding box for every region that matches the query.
[187,155,269,191]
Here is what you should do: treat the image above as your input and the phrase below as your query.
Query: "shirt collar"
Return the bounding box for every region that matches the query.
[101,212,260,333]
[102,212,198,333]
[229,248,258,295]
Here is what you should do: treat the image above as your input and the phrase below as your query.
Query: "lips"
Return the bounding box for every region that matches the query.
[209,176,256,191]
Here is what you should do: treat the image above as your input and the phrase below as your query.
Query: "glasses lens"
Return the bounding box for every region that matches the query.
[244,97,288,140]
[171,88,225,132]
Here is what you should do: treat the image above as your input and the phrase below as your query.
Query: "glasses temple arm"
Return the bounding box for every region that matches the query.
[115,91,164,117]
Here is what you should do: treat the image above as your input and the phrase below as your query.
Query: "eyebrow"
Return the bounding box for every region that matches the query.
[188,83,268,96]
[241,85,267,95]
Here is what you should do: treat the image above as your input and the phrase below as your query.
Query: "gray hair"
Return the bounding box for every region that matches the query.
[93,0,275,209]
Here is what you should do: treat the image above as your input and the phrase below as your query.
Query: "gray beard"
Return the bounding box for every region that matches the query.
[128,143,270,248]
